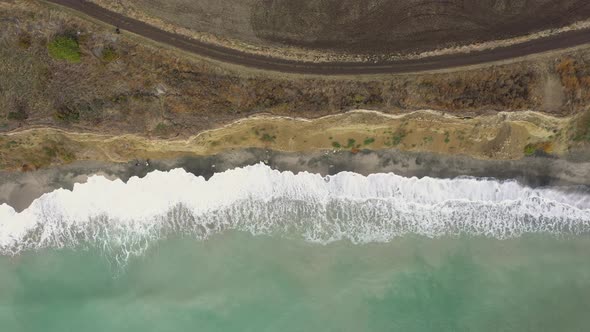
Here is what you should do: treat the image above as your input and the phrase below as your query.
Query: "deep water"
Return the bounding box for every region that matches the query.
[1,233,589,332]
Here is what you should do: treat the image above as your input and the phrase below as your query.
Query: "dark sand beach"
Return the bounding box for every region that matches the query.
[2,148,589,212]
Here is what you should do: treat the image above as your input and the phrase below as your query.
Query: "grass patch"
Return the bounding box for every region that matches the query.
[101,46,119,63]
[332,141,341,148]
[260,133,276,142]
[387,129,407,146]
[78,101,104,124]
[363,137,375,145]
[444,131,451,144]
[32,142,76,167]
[43,146,57,158]
[154,123,170,135]
[524,144,536,156]
[47,36,81,63]
[17,33,32,49]
[455,130,466,141]
[572,111,590,142]
[54,106,80,123]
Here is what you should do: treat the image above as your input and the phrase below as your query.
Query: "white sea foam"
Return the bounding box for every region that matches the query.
[0,163,589,261]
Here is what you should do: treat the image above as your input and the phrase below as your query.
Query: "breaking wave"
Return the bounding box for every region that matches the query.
[1,163,589,262]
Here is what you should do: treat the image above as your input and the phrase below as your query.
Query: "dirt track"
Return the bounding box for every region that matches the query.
[46,0,590,74]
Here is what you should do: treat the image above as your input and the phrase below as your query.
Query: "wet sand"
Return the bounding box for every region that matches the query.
[1,148,589,212]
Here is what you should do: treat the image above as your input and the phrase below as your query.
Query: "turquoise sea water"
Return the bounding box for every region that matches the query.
[1,165,589,330]
[1,232,589,332]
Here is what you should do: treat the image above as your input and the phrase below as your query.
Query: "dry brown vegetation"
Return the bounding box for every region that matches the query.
[555,57,590,109]
[0,1,568,136]
[0,0,589,171]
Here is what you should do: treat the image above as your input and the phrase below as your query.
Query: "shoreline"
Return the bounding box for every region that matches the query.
[1,148,589,212]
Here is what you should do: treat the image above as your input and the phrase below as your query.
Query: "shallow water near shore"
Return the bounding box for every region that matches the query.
[2,164,590,257]
[1,164,590,331]
[1,233,590,331]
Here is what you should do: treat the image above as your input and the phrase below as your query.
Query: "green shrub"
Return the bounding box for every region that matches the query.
[332,141,341,148]
[7,110,28,121]
[155,123,168,132]
[353,94,366,104]
[523,144,537,156]
[43,146,57,158]
[48,36,81,63]
[346,138,356,148]
[391,130,407,146]
[78,101,103,124]
[7,101,28,121]
[5,140,18,148]
[260,133,276,142]
[54,106,80,123]
[363,137,375,145]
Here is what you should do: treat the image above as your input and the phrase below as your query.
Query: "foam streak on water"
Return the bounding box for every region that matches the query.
[0,163,589,260]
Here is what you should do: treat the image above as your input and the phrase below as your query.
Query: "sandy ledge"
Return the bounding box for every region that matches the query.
[1,109,586,171]
[1,148,589,212]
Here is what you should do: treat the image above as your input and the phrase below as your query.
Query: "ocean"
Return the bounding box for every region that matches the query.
[0,163,589,331]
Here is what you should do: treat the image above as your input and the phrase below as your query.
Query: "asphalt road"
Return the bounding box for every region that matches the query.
[47,0,590,75]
